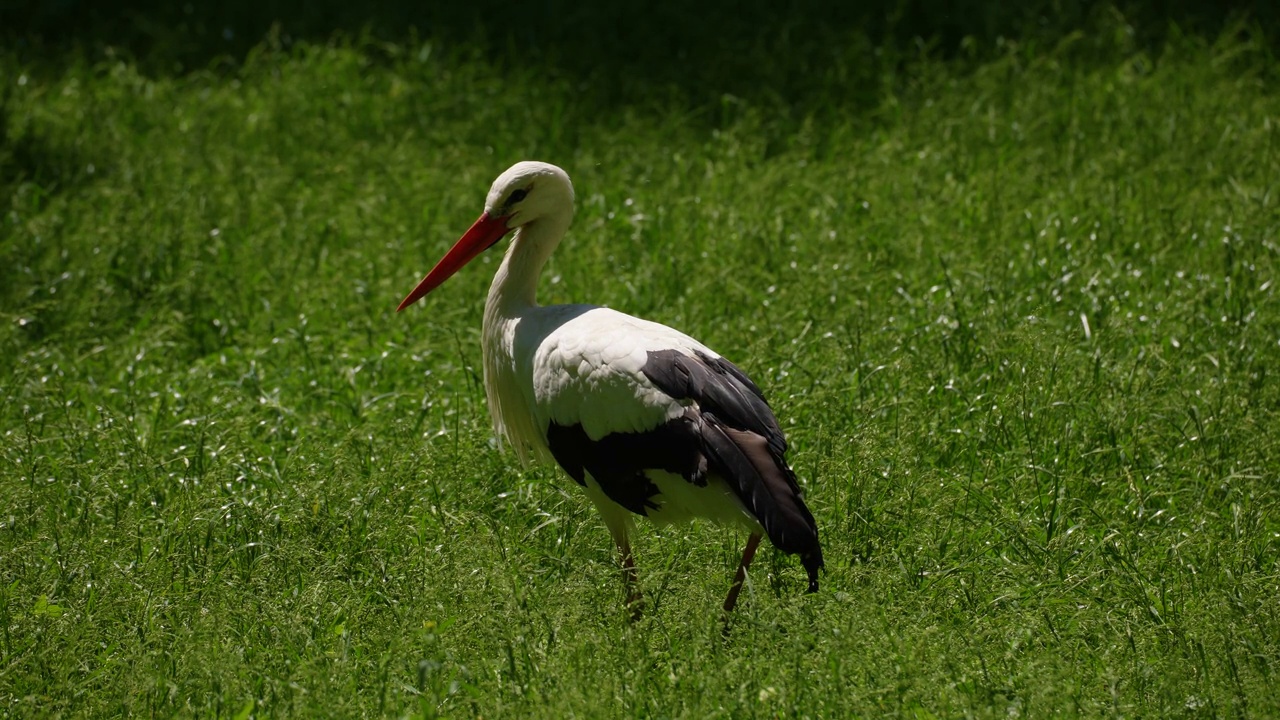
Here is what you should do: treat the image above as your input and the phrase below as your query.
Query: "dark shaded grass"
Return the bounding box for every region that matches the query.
[6,0,1277,85]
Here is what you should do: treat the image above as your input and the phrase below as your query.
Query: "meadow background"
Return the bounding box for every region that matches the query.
[2,0,1279,716]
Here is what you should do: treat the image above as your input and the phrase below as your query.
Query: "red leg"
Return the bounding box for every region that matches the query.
[722,533,762,614]
[619,537,643,621]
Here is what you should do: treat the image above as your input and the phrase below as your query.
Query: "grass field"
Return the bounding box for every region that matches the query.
[3,2,1279,716]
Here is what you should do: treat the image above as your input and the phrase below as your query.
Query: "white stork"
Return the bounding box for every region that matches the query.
[397,161,822,616]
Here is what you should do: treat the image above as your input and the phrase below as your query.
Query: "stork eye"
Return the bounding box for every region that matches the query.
[509,188,529,204]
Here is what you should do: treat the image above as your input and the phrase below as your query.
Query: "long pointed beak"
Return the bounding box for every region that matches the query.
[397,212,512,312]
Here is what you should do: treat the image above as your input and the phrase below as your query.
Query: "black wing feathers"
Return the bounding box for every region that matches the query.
[546,416,707,517]
[642,350,823,590]
[642,351,784,452]
[545,349,823,592]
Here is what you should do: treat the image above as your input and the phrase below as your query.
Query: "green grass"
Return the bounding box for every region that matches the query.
[3,6,1279,717]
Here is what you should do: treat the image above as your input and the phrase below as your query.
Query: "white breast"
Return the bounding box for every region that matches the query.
[481,304,717,464]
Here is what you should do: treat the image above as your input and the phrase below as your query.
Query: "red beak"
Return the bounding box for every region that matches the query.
[397,212,512,312]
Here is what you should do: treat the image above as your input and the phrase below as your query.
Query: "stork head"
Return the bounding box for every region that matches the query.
[484,161,574,228]
[397,161,574,312]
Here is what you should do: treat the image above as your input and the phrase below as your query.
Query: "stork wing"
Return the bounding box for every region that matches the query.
[524,306,823,590]
[639,348,820,579]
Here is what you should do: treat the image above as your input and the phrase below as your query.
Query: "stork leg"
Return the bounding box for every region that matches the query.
[722,533,762,615]
[618,537,643,621]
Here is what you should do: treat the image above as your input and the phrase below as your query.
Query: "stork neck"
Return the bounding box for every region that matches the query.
[485,215,568,315]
